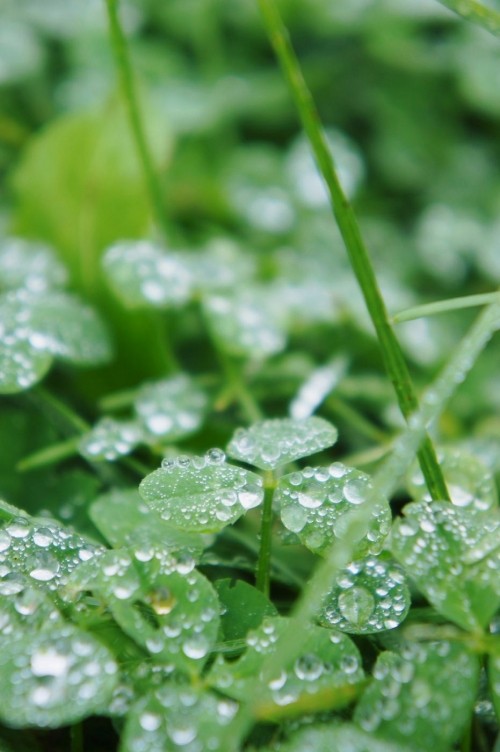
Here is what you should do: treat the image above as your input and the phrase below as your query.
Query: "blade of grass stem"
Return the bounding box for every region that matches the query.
[104,0,170,238]
[224,301,500,750]
[437,0,500,37]
[255,474,276,596]
[392,291,500,323]
[256,0,449,502]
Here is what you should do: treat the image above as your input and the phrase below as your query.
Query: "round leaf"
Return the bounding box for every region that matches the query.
[227,417,338,471]
[391,501,500,630]
[0,237,68,293]
[67,550,220,675]
[102,240,192,309]
[319,556,410,634]
[139,452,264,533]
[134,374,208,442]
[79,417,143,462]
[121,686,238,752]
[202,288,286,358]
[276,463,391,556]
[354,643,480,752]
[0,625,118,728]
[208,616,364,703]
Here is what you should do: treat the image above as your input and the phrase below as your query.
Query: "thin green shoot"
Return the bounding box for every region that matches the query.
[255,0,450,503]
[104,0,170,238]
[392,291,500,324]
[437,0,500,37]
[255,472,277,596]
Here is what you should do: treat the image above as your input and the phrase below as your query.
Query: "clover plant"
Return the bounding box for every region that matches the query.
[0,0,499,750]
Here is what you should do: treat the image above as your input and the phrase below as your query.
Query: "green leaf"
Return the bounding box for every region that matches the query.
[354,643,480,752]
[208,616,364,703]
[0,289,112,393]
[214,578,278,641]
[227,417,338,471]
[391,501,500,630]
[277,724,412,752]
[102,241,193,309]
[276,463,391,557]
[202,287,287,358]
[79,417,143,461]
[319,555,410,635]
[12,105,171,289]
[407,446,498,512]
[0,624,118,728]
[67,550,220,675]
[121,685,238,752]
[139,452,264,533]
[89,488,207,556]
[0,517,101,596]
[21,290,112,365]
[0,238,68,293]
[134,374,208,442]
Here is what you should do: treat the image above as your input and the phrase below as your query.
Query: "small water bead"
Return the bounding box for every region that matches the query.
[140,711,162,732]
[28,552,60,582]
[294,654,324,682]
[0,529,11,552]
[7,517,31,538]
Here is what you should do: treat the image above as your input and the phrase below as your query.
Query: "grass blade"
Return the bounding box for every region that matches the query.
[255,0,449,502]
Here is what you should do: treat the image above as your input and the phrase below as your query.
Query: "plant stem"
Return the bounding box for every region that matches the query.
[17,437,81,472]
[104,0,170,238]
[326,394,389,444]
[392,291,500,324]
[255,473,276,596]
[70,722,84,752]
[437,0,500,37]
[255,0,449,502]
[216,349,263,423]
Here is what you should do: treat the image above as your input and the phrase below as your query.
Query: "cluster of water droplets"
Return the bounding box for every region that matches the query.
[210,617,364,707]
[391,501,500,630]
[0,237,68,293]
[354,642,479,748]
[277,462,391,556]
[227,416,338,471]
[79,417,143,461]
[140,449,264,532]
[102,240,193,309]
[67,547,220,673]
[203,288,286,358]
[0,625,118,728]
[0,517,99,595]
[134,374,208,440]
[320,556,410,634]
[125,685,238,752]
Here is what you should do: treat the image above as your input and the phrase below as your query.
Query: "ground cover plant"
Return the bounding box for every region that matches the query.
[0,0,500,750]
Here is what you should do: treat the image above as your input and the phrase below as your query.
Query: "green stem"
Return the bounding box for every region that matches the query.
[255,0,449,502]
[70,722,84,752]
[216,350,263,423]
[17,437,81,472]
[437,0,500,36]
[224,301,500,750]
[392,291,500,324]
[104,0,170,238]
[224,526,305,588]
[255,474,276,596]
